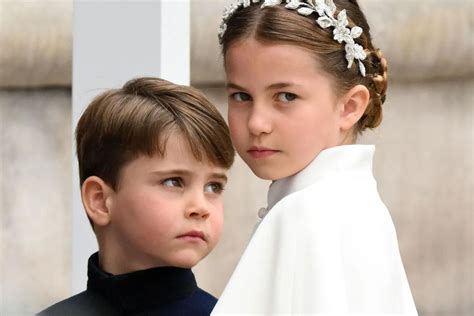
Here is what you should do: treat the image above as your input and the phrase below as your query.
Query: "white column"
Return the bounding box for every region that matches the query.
[72,0,190,294]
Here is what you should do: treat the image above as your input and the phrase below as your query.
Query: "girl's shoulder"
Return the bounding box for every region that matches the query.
[277,172,379,211]
[264,174,393,236]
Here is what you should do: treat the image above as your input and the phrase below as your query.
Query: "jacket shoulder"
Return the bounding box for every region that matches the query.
[157,288,217,316]
[37,290,117,316]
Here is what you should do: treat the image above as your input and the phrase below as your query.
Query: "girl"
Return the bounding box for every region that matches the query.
[213,0,418,314]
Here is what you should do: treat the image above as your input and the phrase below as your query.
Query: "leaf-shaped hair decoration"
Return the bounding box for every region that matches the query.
[297,7,315,16]
[350,26,363,38]
[325,0,337,15]
[358,60,366,77]
[285,0,302,9]
[336,9,348,28]
[317,16,333,28]
[218,0,368,77]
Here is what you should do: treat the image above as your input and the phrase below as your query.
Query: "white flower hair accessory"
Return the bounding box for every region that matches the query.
[218,0,367,76]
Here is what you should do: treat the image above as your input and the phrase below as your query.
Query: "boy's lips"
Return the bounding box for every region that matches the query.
[177,230,206,242]
[247,146,279,159]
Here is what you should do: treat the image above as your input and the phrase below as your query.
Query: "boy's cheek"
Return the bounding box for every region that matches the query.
[211,210,225,242]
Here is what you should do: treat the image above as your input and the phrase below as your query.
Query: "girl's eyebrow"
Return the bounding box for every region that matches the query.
[226,82,246,90]
[267,82,302,90]
[227,82,302,91]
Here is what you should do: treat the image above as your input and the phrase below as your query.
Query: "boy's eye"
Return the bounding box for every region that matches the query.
[162,178,183,188]
[230,92,251,102]
[205,182,224,194]
[277,92,297,102]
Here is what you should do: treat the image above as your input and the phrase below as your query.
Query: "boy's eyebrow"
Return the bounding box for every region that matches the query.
[210,172,228,183]
[151,170,228,183]
[152,170,191,177]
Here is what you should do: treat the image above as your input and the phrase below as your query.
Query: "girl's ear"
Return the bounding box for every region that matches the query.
[338,84,370,132]
[81,176,114,227]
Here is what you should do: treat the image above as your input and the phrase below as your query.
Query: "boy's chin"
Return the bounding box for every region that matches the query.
[172,262,196,269]
[165,253,206,269]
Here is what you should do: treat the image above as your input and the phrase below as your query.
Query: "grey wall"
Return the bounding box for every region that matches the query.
[0,89,72,314]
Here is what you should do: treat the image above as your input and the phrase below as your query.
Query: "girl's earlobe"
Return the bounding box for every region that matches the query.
[339,84,370,131]
[81,176,113,227]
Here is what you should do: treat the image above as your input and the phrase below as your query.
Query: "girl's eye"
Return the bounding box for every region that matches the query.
[205,182,224,194]
[162,178,183,188]
[230,92,251,102]
[277,92,297,102]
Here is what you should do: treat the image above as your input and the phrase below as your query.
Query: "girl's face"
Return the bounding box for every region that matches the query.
[225,39,345,180]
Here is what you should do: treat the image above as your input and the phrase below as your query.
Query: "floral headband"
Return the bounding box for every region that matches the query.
[218,0,368,77]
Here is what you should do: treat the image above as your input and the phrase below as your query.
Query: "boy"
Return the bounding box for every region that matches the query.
[38,77,235,315]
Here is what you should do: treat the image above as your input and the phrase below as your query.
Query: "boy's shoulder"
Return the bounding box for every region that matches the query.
[37,252,217,315]
[37,290,117,316]
[38,287,216,316]
[158,287,217,316]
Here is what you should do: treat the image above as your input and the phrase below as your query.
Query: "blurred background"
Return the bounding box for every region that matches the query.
[0,0,472,315]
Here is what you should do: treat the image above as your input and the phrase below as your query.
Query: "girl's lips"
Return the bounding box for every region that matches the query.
[247,148,279,159]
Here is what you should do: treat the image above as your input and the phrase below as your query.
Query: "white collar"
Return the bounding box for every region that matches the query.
[260,145,375,218]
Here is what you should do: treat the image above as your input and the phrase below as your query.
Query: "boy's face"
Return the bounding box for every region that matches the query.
[104,133,227,273]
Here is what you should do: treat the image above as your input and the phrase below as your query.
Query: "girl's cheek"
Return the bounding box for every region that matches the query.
[228,112,243,130]
[229,125,242,142]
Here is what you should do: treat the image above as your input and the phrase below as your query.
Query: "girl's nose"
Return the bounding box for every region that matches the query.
[247,105,272,136]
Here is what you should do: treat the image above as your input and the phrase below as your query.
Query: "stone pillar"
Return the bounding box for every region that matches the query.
[73,0,190,293]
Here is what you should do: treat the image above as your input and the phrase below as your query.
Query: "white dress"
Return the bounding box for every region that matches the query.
[212,145,418,315]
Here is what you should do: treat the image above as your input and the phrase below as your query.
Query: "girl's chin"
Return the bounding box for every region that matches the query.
[250,167,289,181]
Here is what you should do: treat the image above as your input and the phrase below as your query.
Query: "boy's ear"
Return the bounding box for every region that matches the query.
[81,176,114,227]
[338,84,370,131]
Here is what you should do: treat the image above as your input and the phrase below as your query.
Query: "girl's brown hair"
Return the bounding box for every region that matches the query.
[76,77,235,190]
[221,0,388,133]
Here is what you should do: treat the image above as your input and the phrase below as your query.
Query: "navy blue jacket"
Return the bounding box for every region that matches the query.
[38,253,216,315]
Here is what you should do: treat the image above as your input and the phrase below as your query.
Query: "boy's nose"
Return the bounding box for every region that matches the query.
[185,192,210,219]
[247,104,272,136]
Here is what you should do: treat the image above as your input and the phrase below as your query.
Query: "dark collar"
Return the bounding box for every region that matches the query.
[86,252,198,314]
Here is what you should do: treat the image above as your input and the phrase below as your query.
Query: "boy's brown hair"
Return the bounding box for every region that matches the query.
[76,77,235,191]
